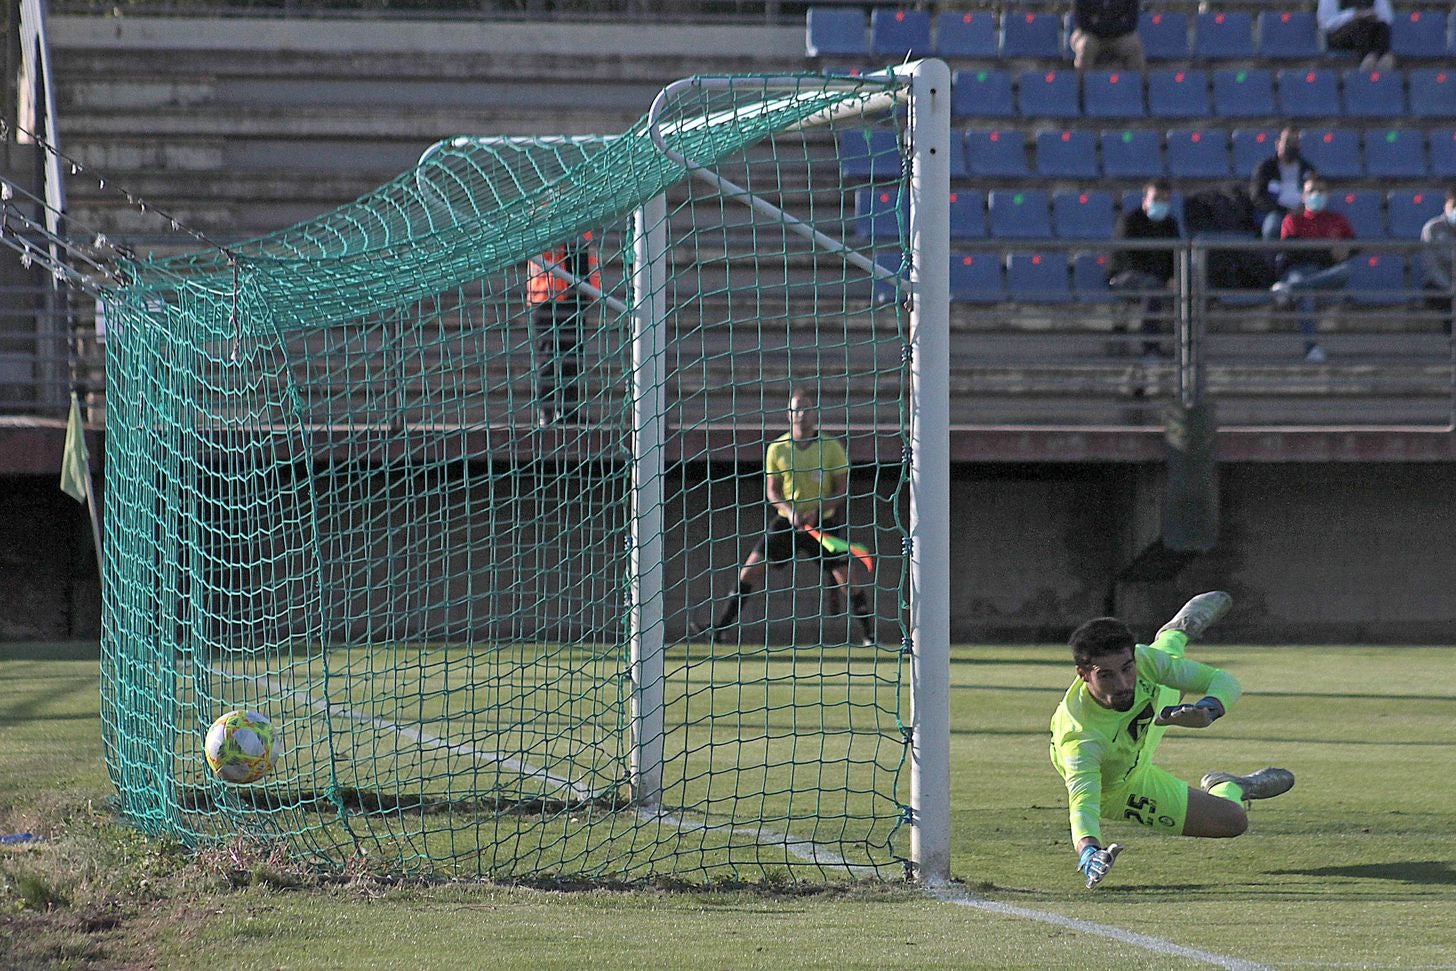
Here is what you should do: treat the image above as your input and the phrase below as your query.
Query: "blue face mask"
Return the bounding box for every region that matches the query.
[1305,193,1328,212]
[1445,209,1456,226]
[1145,201,1171,222]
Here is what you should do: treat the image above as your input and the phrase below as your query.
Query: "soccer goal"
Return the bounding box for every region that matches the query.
[98,61,950,883]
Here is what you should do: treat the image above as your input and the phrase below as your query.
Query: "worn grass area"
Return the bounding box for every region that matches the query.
[3,641,1454,969]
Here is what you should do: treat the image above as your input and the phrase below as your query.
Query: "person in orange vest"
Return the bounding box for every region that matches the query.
[527,232,601,425]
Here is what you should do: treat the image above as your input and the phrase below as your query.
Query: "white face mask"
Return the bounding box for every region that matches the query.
[1445,209,1456,226]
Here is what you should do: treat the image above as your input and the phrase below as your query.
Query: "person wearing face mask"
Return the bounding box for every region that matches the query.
[1273,175,1357,362]
[1251,127,1318,242]
[1107,178,1181,359]
[1418,186,1456,336]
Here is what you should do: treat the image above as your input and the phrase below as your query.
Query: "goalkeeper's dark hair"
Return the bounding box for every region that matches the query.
[1069,617,1136,668]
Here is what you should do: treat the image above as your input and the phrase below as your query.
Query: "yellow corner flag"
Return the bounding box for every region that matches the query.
[60,391,90,503]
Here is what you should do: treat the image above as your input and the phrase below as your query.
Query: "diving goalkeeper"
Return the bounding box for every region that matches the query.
[1049,592,1295,890]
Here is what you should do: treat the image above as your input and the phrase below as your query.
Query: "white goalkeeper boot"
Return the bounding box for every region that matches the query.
[1158,591,1233,640]
[1201,767,1295,801]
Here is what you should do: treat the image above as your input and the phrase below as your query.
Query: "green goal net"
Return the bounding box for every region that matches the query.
[98,66,946,881]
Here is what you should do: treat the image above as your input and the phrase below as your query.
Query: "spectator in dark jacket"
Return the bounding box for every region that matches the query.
[1251,127,1319,241]
[1318,0,1394,71]
[1071,0,1146,74]
[1108,178,1181,358]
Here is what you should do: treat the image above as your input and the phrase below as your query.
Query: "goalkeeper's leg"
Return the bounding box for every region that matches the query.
[1157,591,1232,642]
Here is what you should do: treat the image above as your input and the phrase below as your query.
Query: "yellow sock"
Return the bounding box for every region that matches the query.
[1209,780,1245,803]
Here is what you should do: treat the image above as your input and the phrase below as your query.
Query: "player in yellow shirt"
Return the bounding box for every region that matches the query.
[692,387,875,646]
[1050,592,1295,889]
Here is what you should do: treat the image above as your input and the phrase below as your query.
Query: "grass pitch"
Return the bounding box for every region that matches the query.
[3,641,1454,969]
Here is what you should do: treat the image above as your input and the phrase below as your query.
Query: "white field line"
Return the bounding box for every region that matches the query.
[226,670,598,804]
[226,670,1269,968]
[930,887,1274,971]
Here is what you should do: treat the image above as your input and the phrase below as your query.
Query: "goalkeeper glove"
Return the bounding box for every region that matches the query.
[1154,696,1225,728]
[1078,843,1123,889]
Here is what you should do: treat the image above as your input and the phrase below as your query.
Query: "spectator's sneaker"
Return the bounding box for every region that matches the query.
[857,634,876,648]
[1270,280,1293,307]
[1157,591,1232,640]
[1304,344,1327,363]
[1201,767,1295,801]
[1376,52,1395,72]
[1359,52,1378,71]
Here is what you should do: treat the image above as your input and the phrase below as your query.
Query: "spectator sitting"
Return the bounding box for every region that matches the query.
[1108,178,1180,360]
[1251,127,1318,242]
[1417,185,1456,336]
[1273,175,1356,363]
[1318,0,1395,72]
[1070,0,1146,74]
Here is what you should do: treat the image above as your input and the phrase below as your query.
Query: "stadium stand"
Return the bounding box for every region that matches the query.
[854,186,902,240]
[1257,10,1320,60]
[1101,129,1163,178]
[1330,189,1385,238]
[1276,68,1339,120]
[1365,129,1427,179]
[1007,250,1072,303]
[1429,129,1456,178]
[1018,69,1079,118]
[1391,9,1450,60]
[936,11,998,59]
[952,69,1014,119]
[1343,68,1407,118]
[1212,68,1276,117]
[1232,128,1280,176]
[1035,128,1099,178]
[869,7,931,58]
[1388,189,1445,238]
[839,130,901,179]
[989,189,1053,239]
[1194,10,1255,60]
[1083,70,1146,119]
[949,190,989,240]
[949,251,1004,303]
[1052,189,1117,240]
[1167,128,1231,178]
[1409,69,1456,118]
[1347,253,1408,304]
[966,128,1030,177]
[1001,10,1063,60]
[1139,10,1191,61]
[1072,251,1117,301]
[1300,128,1363,179]
[1148,68,1211,118]
[805,7,866,58]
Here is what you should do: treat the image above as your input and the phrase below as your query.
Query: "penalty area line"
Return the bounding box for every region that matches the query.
[930,887,1274,971]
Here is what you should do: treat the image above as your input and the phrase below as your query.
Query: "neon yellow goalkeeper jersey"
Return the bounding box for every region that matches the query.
[1048,631,1242,845]
[764,433,848,519]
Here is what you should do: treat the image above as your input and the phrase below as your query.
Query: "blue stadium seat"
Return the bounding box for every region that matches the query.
[1212,69,1275,117]
[949,251,1004,304]
[966,128,1030,177]
[1364,129,1428,178]
[1073,251,1117,302]
[1232,128,1279,176]
[1053,190,1117,239]
[1410,69,1456,118]
[1392,9,1449,60]
[935,10,998,58]
[1035,129,1099,178]
[1429,129,1456,177]
[953,69,1014,118]
[949,191,987,239]
[1167,128,1231,178]
[1276,69,1339,119]
[1329,189,1385,238]
[947,131,969,178]
[989,189,1053,238]
[1148,69,1211,118]
[1195,11,1255,59]
[839,130,902,179]
[806,7,867,57]
[1083,70,1145,118]
[1002,10,1063,59]
[1348,253,1407,305]
[870,8,932,58]
[1300,128,1362,179]
[1343,68,1407,118]
[855,186,903,239]
[1257,11,1320,59]
[1018,70,1079,119]
[1007,251,1072,302]
[1388,188,1445,238]
[1101,129,1163,178]
[1139,10,1191,60]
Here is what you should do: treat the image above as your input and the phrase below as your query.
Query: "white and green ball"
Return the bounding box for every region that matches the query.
[204,710,279,783]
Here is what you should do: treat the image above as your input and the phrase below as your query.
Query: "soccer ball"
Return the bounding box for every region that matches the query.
[204,710,279,784]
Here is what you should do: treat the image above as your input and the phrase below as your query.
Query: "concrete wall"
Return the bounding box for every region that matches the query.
[5,461,1454,644]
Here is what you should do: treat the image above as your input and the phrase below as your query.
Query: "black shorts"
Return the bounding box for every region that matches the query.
[753,513,849,566]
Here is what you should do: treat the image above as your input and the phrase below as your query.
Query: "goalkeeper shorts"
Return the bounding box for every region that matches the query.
[1106,763,1191,835]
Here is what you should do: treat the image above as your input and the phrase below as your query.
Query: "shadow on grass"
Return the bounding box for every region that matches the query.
[1,642,100,662]
[1266,860,1456,886]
